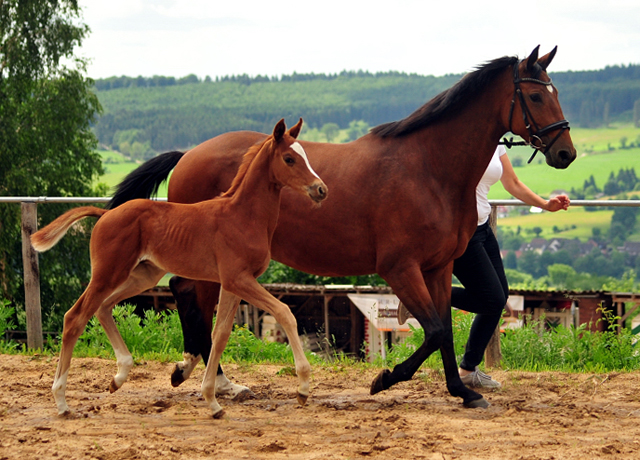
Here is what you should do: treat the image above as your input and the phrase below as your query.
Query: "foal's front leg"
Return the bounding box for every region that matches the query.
[201,288,242,418]
[227,278,311,406]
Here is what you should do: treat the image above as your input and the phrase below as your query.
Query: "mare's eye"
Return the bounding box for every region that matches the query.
[530,93,543,103]
[284,155,295,165]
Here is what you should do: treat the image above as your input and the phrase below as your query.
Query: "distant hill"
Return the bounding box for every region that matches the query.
[93,65,640,155]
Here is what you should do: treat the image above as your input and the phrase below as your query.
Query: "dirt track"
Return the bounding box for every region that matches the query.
[2,354,640,459]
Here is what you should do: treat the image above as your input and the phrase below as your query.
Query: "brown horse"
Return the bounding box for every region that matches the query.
[108,46,576,408]
[31,119,327,417]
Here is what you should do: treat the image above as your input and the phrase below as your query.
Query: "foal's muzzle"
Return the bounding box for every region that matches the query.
[307,181,328,203]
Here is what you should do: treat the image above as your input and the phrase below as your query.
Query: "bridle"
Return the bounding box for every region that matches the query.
[500,61,570,163]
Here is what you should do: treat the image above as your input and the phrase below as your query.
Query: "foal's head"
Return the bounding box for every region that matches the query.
[269,118,328,203]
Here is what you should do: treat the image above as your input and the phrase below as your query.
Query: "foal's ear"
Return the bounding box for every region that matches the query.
[526,45,541,72]
[287,118,303,139]
[273,118,286,141]
[537,46,558,71]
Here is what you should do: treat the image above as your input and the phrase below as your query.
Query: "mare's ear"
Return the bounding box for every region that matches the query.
[537,46,558,71]
[526,45,541,72]
[287,118,303,139]
[273,118,286,141]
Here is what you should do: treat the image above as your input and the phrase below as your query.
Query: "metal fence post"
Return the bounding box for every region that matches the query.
[20,201,43,350]
[484,206,502,368]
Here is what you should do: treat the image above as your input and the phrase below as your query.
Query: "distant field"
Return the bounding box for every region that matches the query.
[499,207,614,240]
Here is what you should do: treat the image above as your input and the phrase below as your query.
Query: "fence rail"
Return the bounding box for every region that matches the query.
[1,196,639,350]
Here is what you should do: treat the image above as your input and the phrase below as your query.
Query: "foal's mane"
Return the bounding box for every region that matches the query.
[221,136,273,198]
[372,56,519,138]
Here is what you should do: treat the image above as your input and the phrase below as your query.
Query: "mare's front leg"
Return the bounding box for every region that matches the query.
[201,288,241,418]
[370,265,485,407]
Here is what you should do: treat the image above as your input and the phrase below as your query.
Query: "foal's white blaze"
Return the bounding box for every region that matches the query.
[290,142,320,179]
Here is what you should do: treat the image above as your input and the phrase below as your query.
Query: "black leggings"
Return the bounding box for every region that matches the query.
[452,222,508,371]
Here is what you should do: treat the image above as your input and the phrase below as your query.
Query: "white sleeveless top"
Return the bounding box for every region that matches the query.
[476,145,506,225]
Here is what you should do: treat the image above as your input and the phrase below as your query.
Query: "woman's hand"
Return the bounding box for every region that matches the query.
[544,194,570,212]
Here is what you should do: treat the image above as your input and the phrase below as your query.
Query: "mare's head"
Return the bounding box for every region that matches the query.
[506,46,576,169]
[269,118,328,203]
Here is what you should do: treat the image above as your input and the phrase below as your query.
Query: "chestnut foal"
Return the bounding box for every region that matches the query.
[31,118,327,418]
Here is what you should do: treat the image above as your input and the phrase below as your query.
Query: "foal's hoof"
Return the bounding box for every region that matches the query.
[233,388,256,402]
[464,397,490,409]
[109,379,119,394]
[170,366,186,388]
[212,408,226,420]
[297,392,309,406]
[370,369,391,395]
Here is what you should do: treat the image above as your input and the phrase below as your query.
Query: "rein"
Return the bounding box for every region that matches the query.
[500,61,570,163]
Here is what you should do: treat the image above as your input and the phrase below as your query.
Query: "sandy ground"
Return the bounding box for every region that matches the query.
[2,354,640,459]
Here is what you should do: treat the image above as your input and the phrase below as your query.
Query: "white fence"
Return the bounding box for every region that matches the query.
[1,196,639,350]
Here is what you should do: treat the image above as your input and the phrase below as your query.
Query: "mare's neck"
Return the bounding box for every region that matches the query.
[413,68,512,199]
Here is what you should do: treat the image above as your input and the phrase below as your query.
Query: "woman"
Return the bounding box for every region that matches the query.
[455,145,569,388]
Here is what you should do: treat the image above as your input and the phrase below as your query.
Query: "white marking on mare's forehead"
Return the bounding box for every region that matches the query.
[290,142,320,179]
[547,85,554,94]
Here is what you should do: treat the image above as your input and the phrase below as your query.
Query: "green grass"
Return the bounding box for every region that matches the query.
[3,305,640,372]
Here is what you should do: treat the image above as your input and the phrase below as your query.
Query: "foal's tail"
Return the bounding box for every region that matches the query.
[31,207,107,252]
[106,150,184,209]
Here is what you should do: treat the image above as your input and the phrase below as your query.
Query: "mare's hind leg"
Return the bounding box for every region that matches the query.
[95,262,167,393]
[170,277,253,400]
[371,265,484,407]
[201,288,242,418]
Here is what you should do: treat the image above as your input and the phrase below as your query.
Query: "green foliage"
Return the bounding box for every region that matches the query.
[502,307,640,372]
[94,72,461,152]
[258,260,387,286]
[0,0,103,329]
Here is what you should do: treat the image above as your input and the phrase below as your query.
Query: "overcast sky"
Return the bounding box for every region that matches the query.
[78,0,640,80]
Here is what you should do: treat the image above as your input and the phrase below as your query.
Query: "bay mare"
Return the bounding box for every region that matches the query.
[108,46,576,408]
[32,119,328,417]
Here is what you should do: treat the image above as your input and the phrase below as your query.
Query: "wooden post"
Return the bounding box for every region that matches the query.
[323,294,332,344]
[21,202,43,350]
[484,206,502,368]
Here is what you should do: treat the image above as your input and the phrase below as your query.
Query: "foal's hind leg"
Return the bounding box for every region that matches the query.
[52,285,114,415]
[95,262,167,393]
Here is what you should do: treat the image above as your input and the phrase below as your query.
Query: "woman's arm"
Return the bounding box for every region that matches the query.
[499,154,570,212]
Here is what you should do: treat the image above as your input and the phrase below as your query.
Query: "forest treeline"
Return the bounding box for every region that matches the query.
[93,64,640,157]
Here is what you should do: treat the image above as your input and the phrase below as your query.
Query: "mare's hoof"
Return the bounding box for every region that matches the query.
[370,369,391,395]
[170,366,186,388]
[297,392,309,406]
[109,379,119,394]
[58,409,73,418]
[212,408,226,420]
[233,388,256,402]
[464,397,490,409]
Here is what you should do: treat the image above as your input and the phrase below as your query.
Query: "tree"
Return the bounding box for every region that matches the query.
[0,1,103,330]
[321,123,340,143]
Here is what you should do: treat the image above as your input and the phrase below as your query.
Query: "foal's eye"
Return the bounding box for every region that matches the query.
[529,93,543,103]
[284,155,295,165]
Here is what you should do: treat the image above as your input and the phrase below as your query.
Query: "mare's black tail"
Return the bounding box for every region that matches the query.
[106,151,185,209]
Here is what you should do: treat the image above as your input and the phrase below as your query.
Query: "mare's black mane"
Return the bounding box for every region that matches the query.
[372,56,520,138]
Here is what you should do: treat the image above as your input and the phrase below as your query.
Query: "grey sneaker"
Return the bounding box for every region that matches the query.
[460,367,501,389]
